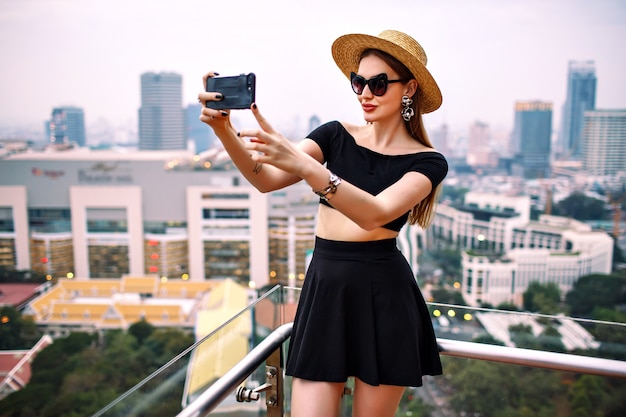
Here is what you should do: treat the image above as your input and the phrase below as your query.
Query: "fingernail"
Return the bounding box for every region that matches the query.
[252,103,257,110]
[221,111,228,117]
[216,94,223,99]
[236,132,240,137]
[214,72,220,76]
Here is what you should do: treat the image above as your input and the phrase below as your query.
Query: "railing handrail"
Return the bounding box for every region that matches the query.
[438,338,626,378]
[176,322,626,417]
[175,323,293,417]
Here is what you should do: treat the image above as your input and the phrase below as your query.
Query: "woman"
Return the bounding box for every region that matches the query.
[199,30,447,417]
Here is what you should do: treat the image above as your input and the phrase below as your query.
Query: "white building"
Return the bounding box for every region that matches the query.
[0,147,269,288]
[432,192,613,307]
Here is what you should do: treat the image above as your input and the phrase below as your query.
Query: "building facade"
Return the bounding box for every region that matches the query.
[511,101,552,179]
[466,121,498,169]
[138,72,186,150]
[431,192,613,307]
[46,107,86,147]
[0,149,272,288]
[582,109,626,176]
[560,60,596,159]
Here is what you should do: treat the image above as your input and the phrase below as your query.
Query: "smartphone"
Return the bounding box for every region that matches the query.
[205,73,256,110]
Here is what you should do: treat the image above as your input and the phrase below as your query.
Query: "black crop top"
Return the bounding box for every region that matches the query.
[307,121,448,232]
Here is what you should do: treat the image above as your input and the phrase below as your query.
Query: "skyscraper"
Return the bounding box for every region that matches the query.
[138,72,186,150]
[466,121,498,169]
[185,104,216,153]
[511,101,552,179]
[582,109,626,176]
[560,61,596,159]
[47,107,86,147]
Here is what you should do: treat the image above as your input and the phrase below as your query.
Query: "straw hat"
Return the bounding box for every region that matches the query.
[331,30,442,113]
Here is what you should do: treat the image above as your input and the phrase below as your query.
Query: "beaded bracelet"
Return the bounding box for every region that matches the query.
[313,171,342,201]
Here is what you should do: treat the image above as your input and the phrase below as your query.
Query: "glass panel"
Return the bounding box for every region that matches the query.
[94,284,626,417]
[429,303,626,362]
[92,284,289,417]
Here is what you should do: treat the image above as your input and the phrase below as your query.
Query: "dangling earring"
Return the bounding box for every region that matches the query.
[401,95,414,122]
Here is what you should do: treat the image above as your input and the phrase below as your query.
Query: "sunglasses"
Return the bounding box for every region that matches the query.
[350,72,408,96]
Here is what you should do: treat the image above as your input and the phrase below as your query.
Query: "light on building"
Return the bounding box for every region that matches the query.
[46,275,52,281]
[150,253,159,260]
[464,313,473,321]
[269,271,277,278]
[453,281,461,289]
[66,272,74,279]
[433,309,442,317]
[1,316,9,324]
[40,257,48,263]
[248,281,256,289]
[181,273,189,280]
[477,234,485,242]
[447,309,456,317]
[161,276,168,282]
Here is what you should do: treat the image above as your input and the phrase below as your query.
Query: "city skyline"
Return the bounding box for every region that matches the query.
[1,0,625,136]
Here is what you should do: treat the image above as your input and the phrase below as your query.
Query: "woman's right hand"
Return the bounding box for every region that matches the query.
[198,71,232,132]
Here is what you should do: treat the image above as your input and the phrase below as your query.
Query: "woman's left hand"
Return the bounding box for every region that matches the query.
[239,104,307,177]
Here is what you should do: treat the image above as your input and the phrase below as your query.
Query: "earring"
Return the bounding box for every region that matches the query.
[401,95,414,122]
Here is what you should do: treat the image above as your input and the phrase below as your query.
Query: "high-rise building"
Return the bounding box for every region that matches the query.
[185,104,216,153]
[466,121,498,169]
[582,109,626,176]
[138,72,186,150]
[511,101,552,179]
[560,61,596,159]
[46,107,86,147]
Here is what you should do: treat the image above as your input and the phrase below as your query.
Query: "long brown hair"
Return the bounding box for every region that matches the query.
[361,49,443,229]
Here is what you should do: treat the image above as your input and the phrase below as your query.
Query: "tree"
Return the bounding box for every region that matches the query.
[0,306,41,349]
[523,282,561,314]
[565,274,626,317]
[552,191,609,221]
[128,319,155,344]
[0,325,196,416]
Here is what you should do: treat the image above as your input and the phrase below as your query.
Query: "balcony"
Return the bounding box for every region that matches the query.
[92,285,626,417]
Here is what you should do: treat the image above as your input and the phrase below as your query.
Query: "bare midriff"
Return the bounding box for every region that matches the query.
[314,204,399,242]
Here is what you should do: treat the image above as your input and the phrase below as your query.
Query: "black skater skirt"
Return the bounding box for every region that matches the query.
[285,236,442,387]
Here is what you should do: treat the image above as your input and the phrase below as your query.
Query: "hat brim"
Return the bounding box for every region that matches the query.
[331,33,442,113]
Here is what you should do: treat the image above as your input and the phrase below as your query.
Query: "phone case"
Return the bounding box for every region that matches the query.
[205,73,256,110]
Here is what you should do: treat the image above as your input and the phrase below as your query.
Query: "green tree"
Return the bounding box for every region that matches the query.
[523,281,561,314]
[441,185,469,206]
[128,319,155,344]
[565,274,626,317]
[0,306,41,349]
[552,191,609,221]
[444,357,564,417]
[569,375,607,417]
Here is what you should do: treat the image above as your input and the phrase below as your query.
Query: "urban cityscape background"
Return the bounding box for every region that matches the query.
[1,1,625,416]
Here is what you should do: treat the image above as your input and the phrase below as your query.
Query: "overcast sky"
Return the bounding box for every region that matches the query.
[1,0,625,136]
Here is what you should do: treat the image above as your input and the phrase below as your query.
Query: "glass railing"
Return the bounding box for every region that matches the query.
[93,285,626,417]
[91,284,291,417]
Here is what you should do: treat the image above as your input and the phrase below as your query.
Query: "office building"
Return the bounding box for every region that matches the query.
[0,148,270,288]
[431,192,613,307]
[138,72,186,150]
[582,109,626,176]
[511,101,552,179]
[560,61,596,159]
[46,107,86,147]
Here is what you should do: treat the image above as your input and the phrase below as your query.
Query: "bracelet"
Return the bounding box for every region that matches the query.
[313,171,342,201]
